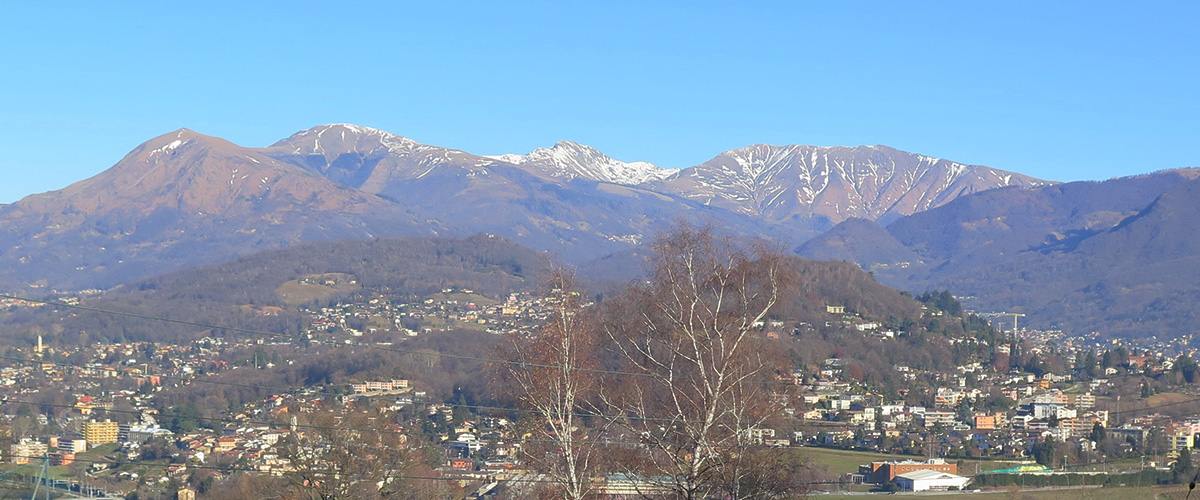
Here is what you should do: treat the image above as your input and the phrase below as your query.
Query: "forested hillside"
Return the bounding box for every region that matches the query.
[0,235,544,346]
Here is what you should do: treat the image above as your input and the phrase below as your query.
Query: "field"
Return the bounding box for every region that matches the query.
[425,290,499,307]
[276,273,361,305]
[795,448,1192,499]
[797,447,1029,476]
[909,486,1190,499]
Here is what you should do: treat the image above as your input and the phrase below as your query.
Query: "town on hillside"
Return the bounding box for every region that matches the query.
[0,284,1199,498]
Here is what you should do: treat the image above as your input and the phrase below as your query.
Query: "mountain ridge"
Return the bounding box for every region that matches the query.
[798,169,1200,339]
[0,124,1047,291]
[653,143,1049,225]
[486,140,672,185]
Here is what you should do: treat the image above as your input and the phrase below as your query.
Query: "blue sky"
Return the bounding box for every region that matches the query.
[0,2,1196,203]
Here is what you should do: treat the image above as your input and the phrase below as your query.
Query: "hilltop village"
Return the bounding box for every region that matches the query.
[1,284,1199,498]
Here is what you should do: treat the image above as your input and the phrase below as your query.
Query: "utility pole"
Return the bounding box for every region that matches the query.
[31,453,50,500]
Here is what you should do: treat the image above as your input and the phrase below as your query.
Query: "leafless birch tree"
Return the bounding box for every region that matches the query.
[497,268,603,500]
[597,223,804,499]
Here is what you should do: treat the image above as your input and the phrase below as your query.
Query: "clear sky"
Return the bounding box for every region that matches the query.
[0,2,1196,204]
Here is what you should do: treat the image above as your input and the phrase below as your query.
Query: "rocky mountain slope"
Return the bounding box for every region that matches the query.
[654,144,1047,225]
[487,140,671,185]
[262,124,765,263]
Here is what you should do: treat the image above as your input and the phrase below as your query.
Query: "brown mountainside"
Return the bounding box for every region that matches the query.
[0,125,1046,291]
[0,129,430,289]
[799,169,1200,339]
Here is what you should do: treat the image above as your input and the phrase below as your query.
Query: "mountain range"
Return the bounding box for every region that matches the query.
[8,123,1200,341]
[0,124,1041,290]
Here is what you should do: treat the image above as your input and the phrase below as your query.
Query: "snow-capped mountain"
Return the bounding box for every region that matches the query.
[488,141,673,185]
[263,124,493,192]
[653,144,1050,224]
[262,125,757,260]
[0,124,1050,290]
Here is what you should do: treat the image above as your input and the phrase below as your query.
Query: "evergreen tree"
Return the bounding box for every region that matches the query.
[1033,436,1057,466]
[1173,448,1194,484]
[1089,422,1107,444]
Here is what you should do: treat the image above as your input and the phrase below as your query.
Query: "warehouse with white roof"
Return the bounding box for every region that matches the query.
[894,469,971,491]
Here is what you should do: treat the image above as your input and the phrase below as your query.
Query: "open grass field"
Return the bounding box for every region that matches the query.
[427,290,499,306]
[47,442,126,480]
[796,448,1192,499]
[276,273,361,305]
[1146,393,1194,407]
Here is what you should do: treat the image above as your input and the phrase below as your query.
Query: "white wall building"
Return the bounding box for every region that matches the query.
[894,470,971,492]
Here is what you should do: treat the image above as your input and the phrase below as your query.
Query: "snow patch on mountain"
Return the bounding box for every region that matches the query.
[275,123,427,157]
[656,144,1051,222]
[149,139,187,158]
[488,141,673,185]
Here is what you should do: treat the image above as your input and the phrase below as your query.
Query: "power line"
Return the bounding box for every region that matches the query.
[1110,394,1200,419]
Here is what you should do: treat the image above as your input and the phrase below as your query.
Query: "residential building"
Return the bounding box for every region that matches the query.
[83,420,119,447]
[57,438,86,454]
[921,411,956,427]
[974,414,997,430]
[10,439,48,465]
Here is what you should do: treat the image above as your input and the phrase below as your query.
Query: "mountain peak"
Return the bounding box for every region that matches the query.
[489,141,671,185]
[128,128,239,164]
[270,123,422,157]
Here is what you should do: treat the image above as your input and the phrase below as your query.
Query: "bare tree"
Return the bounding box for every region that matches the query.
[597,223,805,499]
[497,268,603,500]
[273,408,447,500]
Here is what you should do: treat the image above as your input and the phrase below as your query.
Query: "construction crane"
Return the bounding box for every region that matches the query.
[979,312,1027,333]
[999,312,1026,333]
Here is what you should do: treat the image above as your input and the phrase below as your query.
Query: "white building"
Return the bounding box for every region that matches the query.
[894,470,971,492]
[10,439,48,464]
[58,438,87,454]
